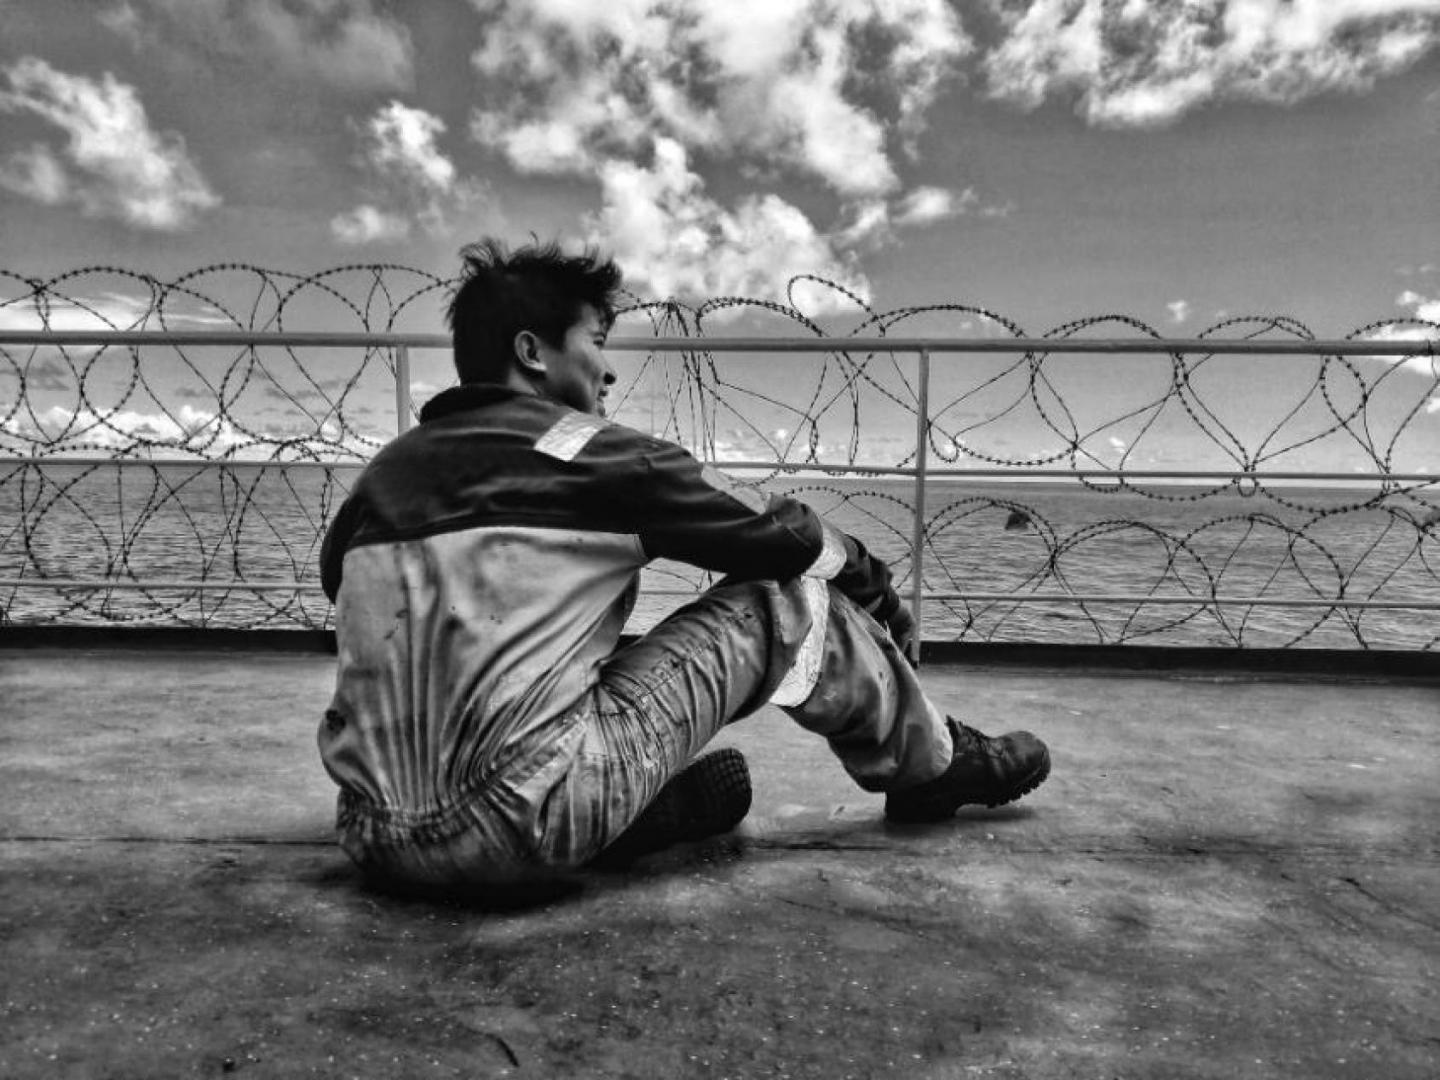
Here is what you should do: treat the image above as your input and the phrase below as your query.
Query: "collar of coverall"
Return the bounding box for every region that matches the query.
[418,382,528,425]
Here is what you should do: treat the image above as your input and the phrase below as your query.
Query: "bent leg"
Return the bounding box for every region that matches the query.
[534,579,798,866]
[534,578,951,868]
[778,584,952,792]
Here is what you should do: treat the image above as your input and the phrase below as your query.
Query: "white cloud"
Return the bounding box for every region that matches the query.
[99,2,144,45]
[1398,289,1440,322]
[361,101,455,194]
[1364,326,1437,376]
[1,291,234,332]
[1167,299,1192,324]
[121,0,413,92]
[466,0,972,296]
[468,0,968,195]
[330,203,411,245]
[983,0,1440,127]
[586,138,869,313]
[833,199,895,251]
[894,186,977,227]
[0,143,70,205]
[408,379,445,401]
[835,185,984,251]
[1,402,379,460]
[335,101,491,244]
[1363,291,1439,376]
[3,292,230,337]
[4,403,242,452]
[0,291,153,333]
[0,56,218,229]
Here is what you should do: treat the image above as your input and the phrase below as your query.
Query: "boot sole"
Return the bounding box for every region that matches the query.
[981,749,1050,808]
[598,748,752,862]
[677,747,752,839]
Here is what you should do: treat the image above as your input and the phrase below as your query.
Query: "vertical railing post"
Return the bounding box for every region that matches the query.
[909,346,931,667]
[394,345,413,435]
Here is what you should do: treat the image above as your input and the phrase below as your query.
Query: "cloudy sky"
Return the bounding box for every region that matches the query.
[1,0,1438,469]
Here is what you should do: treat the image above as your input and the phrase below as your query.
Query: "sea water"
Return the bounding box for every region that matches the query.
[1,463,1434,649]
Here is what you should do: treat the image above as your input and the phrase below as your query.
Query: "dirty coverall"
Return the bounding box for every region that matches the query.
[318,383,951,888]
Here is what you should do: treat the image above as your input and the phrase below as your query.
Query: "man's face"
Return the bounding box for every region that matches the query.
[533,304,615,416]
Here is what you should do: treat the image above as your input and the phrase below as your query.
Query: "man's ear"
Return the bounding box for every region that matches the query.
[512,330,546,378]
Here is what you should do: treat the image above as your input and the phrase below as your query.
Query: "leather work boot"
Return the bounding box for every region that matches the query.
[885,716,1050,823]
[598,748,752,862]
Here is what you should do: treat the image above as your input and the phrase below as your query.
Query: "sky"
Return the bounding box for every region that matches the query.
[1,0,1438,472]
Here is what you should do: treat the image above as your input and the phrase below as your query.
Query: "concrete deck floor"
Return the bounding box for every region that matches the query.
[1,647,1437,1080]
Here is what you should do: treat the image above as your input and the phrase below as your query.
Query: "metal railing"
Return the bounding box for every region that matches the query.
[2,328,1437,649]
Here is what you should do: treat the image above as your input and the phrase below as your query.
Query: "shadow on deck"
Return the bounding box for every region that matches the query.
[2,645,1437,1079]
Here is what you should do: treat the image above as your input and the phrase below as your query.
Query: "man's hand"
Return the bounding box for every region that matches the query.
[885,604,918,667]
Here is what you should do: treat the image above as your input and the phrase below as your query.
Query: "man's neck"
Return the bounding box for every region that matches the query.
[501,370,540,399]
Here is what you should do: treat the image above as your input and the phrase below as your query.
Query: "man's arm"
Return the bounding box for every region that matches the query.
[614,432,904,624]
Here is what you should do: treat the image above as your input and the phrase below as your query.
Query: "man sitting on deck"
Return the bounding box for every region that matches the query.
[316,238,1051,891]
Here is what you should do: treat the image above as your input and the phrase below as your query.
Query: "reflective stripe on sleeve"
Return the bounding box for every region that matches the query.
[805,521,847,580]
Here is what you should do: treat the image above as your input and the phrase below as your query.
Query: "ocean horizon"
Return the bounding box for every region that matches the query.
[2,461,1434,650]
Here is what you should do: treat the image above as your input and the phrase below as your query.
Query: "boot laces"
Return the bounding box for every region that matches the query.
[948,717,991,758]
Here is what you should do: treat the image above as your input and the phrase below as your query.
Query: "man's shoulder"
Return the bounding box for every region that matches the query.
[533,409,616,462]
[545,411,689,464]
[369,391,689,478]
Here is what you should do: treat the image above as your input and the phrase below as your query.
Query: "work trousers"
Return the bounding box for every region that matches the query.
[336,578,951,890]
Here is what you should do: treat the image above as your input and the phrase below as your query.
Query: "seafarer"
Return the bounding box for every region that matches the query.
[316,238,1051,891]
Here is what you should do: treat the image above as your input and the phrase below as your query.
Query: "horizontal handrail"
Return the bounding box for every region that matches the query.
[0,455,371,470]
[628,336,1436,357]
[0,579,329,593]
[2,455,1435,485]
[3,577,1436,611]
[917,593,1440,610]
[715,462,1440,483]
[0,329,1434,357]
[0,330,449,348]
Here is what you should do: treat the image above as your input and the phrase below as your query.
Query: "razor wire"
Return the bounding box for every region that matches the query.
[1,264,1436,649]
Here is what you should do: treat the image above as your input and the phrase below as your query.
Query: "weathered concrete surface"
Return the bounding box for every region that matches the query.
[1,647,1436,1079]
